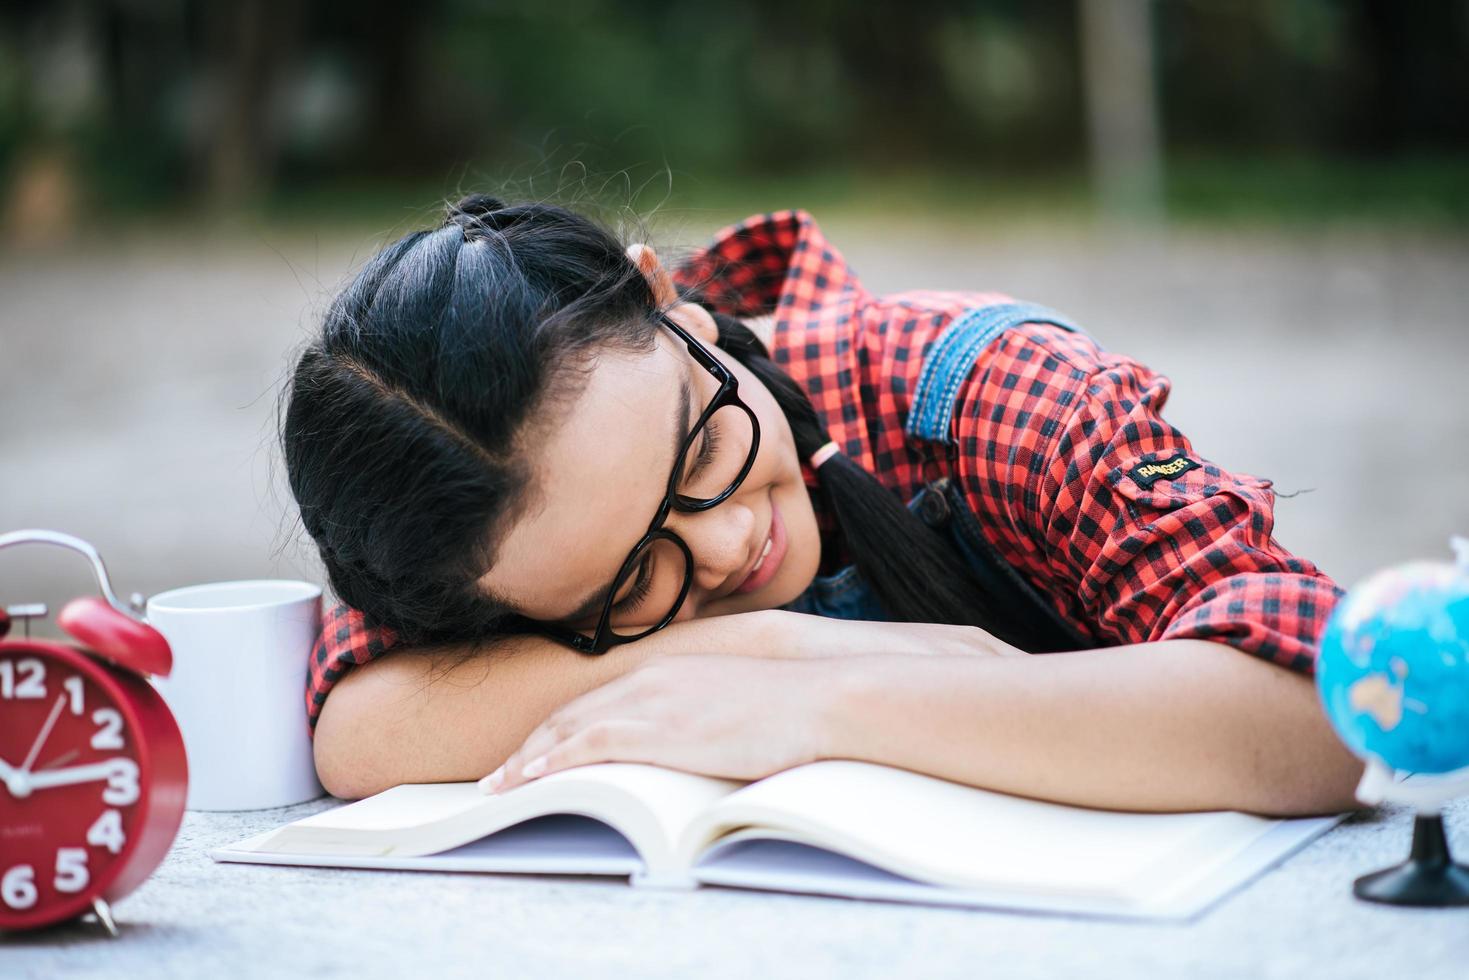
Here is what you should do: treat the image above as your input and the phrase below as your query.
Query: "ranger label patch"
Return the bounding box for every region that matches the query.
[1130,452,1200,489]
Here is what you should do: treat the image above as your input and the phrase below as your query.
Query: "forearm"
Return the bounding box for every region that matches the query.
[313,609,1016,798]
[818,639,1366,817]
[314,610,791,797]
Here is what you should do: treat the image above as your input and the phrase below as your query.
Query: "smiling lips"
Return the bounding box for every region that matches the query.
[732,497,787,595]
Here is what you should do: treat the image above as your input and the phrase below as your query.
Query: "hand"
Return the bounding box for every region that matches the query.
[28,758,135,792]
[484,653,833,794]
[747,609,1028,661]
[18,694,67,772]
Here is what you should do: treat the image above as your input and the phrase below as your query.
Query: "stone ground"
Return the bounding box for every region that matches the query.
[2,215,1468,976]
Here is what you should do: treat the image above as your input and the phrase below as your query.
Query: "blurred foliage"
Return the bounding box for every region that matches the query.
[0,0,1466,228]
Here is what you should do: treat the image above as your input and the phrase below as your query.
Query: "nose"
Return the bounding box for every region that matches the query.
[665,499,757,599]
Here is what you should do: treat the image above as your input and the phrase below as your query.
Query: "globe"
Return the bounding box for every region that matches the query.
[1317,541,1469,776]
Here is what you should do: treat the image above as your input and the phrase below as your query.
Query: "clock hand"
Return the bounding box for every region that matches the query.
[27,758,135,791]
[19,693,66,772]
[38,748,80,772]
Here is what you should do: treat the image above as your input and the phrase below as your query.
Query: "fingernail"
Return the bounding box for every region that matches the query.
[521,755,548,779]
[480,766,504,794]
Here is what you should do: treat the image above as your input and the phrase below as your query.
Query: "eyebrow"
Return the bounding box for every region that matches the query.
[557,372,693,625]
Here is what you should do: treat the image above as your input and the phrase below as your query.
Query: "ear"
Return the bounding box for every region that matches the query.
[626,243,679,308]
[627,242,720,346]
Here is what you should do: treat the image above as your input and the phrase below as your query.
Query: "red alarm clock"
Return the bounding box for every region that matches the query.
[0,530,187,936]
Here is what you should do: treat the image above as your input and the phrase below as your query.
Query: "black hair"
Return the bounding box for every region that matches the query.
[282,195,1044,653]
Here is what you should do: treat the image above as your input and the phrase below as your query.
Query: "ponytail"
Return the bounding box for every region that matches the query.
[711,312,1044,651]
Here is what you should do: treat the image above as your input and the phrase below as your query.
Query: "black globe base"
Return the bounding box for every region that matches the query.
[1353,812,1469,907]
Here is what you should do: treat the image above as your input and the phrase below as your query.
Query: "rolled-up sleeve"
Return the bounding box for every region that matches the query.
[958,326,1344,673]
[305,603,399,731]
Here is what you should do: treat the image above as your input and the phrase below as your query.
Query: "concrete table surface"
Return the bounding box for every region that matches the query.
[6,794,1469,979]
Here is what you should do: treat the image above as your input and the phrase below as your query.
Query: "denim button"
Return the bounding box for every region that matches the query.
[918,484,951,527]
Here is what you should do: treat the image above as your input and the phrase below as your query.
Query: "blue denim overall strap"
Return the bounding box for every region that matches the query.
[905,302,1081,444]
[784,301,1093,651]
[906,301,1092,651]
[781,488,943,622]
[781,556,894,621]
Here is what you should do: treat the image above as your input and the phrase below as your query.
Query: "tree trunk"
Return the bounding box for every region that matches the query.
[1078,0,1163,223]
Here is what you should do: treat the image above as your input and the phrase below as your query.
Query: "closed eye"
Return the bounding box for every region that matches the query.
[688,419,721,481]
[612,555,654,615]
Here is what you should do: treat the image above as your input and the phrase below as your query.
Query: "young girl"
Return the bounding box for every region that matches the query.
[282,195,1364,815]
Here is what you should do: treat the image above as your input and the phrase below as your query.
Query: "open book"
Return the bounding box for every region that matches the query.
[211,760,1345,921]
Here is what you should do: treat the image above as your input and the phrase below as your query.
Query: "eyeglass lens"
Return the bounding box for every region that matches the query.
[675,401,757,503]
[600,402,756,638]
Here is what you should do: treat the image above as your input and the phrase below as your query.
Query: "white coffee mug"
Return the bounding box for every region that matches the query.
[146,580,324,810]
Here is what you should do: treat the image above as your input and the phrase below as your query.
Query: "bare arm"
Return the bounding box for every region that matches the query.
[820,639,1366,816]
[312,610,1015,798]
[314,612,763,798]
[482,635,1363,815]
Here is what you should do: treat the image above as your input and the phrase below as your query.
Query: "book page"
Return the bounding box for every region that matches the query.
[688,810,1342,921]
[681,760,1274,901]
[215,814,648,879]
[531,763,745,872]
[253,763,741,876]
[275,782,488,837]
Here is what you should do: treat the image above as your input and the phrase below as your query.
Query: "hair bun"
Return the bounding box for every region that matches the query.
[444,194,510,236]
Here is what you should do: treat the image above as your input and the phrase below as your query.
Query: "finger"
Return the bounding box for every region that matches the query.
[521,720,656,786]
[481,664,674,794]
[489,720,654,794]
[481,711,576,794]
[503,672,651,767]
[483,693,629,795]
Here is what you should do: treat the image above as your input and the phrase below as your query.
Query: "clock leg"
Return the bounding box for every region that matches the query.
[91,897,119,938]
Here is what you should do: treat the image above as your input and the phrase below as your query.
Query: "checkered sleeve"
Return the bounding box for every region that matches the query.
[305,602,399,731]
[959,326,1344,674]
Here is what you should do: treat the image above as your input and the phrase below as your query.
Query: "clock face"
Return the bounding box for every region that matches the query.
[0,645,146,927]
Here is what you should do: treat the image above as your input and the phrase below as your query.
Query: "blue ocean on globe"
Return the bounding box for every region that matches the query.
[1317,551,1469,775]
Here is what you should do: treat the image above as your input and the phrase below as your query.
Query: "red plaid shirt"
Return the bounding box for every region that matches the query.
[305,209,1342,728]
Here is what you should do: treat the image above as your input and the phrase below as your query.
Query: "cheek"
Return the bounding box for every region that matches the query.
[722,352,822,606]
[772,477,822,604]
[753,393,822,605]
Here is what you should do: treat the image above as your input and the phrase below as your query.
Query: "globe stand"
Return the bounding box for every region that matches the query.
[1354,811,1469,906]
[1352,760,1469,907]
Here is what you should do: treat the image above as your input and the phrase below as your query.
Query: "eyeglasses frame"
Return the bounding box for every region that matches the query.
[534,314,762,654]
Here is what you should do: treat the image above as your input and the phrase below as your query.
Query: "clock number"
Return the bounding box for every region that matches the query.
[103,758,140,806]
[54,848,90,894]
[64,675,85,715]
[0,658,46,699]
[91,708,125,750]
[87,809,127,855]
[1,865,38,910]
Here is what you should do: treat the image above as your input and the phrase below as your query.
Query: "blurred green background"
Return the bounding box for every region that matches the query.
[2,0,1467,235]
[1,0,1467,614]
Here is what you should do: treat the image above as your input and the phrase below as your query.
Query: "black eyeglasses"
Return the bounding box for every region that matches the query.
[534,315,762,654]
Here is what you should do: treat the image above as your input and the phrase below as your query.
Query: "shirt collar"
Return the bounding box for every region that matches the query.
[674,209,870,503]
[671,209,866,322]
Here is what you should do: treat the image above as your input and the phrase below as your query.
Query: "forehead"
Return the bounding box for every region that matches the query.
[480,338,689,618]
